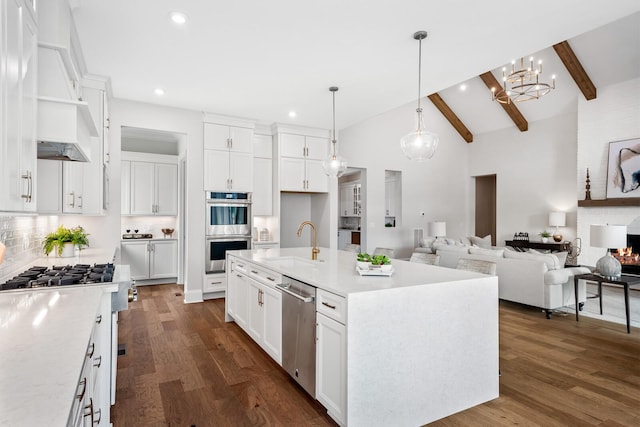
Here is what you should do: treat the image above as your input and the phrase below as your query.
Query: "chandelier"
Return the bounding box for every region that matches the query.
[491,57,556,104]
[322,86,348,177]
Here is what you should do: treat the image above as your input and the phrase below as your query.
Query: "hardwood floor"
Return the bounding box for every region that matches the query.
[112,284,640,426]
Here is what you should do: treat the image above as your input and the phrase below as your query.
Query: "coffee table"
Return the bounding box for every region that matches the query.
[573,273,640,333]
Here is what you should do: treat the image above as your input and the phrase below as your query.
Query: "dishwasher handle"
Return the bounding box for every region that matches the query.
[277,283,315,303]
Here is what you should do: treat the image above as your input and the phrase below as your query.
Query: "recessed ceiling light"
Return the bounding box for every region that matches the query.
[459,84,467,91]
[154,88,165,96]
[288,111,297,118]
[170,11,188,25]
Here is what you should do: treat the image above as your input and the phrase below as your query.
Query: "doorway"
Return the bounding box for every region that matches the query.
[338,167,366,252]
[475,174,496,245]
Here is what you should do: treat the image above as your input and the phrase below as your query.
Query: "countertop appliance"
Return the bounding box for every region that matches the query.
[1,263,115,290]
[279,277,316,397]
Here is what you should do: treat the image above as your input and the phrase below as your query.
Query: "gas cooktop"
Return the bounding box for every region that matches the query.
[1,263,114,291]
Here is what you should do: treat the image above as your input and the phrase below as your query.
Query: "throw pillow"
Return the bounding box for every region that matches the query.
[469,235,492,249]
[528,249,568,268]
[469,247,504,258]
[435,244,470,254]
[420,237,436,249]
[504,250,561,270]
[459,237,472,246]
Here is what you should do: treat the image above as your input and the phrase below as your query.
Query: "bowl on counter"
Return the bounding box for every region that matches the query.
[161,228,175,238]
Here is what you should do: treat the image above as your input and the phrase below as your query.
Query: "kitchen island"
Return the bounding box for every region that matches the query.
[225,247,499,427]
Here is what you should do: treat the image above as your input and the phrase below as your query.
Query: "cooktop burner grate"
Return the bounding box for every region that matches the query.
[0,263,115,291]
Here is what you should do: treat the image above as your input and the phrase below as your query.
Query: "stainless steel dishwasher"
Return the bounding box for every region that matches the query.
[278,277,317,397]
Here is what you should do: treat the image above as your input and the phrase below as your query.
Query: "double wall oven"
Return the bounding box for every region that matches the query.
[205,192,252,274]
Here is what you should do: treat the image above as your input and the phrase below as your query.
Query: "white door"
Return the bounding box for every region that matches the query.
[149,240,177,279]
[121,241,150,280]
[233,271,249,329]
[247,279,264,343]
[19,4,37,212]
[203,123,231,150]
[120,160,131,214]
[280,133,306,158]
[280,157,305,191]
[339,184,352,217]
[62,162,84,213]
[337,230,351,250]
[229,152,253,192]
[305,159,328,193]
[36,160,62,213]
[229,126,253,153]
[252,157,272,215]
[203,150,230,191]
[305,136,329,160]
[316,313,347,425]
[130,161,154,214]
[261,284,282,364]
[155,163,178,215]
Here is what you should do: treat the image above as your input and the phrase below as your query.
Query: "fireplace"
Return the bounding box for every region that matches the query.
[612,233,640,275]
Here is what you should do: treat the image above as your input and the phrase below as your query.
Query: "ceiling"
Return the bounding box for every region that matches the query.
[72,1,640,134]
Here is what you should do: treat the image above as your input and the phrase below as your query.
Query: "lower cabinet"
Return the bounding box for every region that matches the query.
[316,313,347,425]
[121,240,177,281]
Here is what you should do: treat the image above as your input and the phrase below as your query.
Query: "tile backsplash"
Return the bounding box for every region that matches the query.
[0,215,57,280]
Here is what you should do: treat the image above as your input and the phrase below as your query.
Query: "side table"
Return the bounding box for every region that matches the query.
[505,240,571,252]
[573,273,640,333]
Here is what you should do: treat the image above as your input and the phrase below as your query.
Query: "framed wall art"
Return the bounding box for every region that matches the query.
[606,138,640,199]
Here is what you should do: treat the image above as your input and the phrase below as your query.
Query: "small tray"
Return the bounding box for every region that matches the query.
[356,266,394,276]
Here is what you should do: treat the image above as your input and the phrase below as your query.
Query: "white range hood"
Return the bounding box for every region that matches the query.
[37,96,98,162]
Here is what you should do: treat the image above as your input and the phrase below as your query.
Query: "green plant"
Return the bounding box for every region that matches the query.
[43,225,90,256]
[371,255,391,266]
[357,252,372,262]
[538,230,552,238]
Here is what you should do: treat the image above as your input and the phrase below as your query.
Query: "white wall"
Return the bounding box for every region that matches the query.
[340,100,470,258]
[577,77,640,266]
[468,112,580,246]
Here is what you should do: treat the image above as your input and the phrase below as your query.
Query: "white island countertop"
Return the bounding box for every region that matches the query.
[0,284,117,427]
[228,246,490,297]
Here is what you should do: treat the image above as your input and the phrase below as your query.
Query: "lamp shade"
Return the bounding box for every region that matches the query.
[428,221,446,237]
[590,225,627,248]
[548,212,566,227]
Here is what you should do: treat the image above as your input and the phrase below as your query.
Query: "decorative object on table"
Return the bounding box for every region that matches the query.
[400,30,439,161]
[513,232,529,241]
[605,138,640,199]
[584,168,591,200]
[428,221,446,243]
[590,224,627,279]
[490,56,555,104]
[356,252,372,270]
[161,228,175,238]
[43,225,90,257]
[548,211,566,242]
[565,237,582,266]
[356,253,393,275]
[538,230,552,243]
[322,86,348,177]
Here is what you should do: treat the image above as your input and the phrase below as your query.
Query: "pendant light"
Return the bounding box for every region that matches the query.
[400,31,439,161]
[322,86,348,177]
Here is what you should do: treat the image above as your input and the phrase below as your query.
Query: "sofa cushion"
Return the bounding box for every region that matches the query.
[469,247,504,258]
[469,235,492,248]
[529,249,568,268]
[434,244,470,254]
[503,250,561,270]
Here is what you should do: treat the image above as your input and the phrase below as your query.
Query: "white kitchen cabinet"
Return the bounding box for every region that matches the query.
[252,134,273,216]
[316,312,347,425]
[337,229,351,250]
[120,240,177,281]
[203,122,254,192]
[203,273,226,295]
[279,133,329,192]
[339,182,361,217]
[62,161,84,213]
[227,261,249,329]
[36,159,87,214]
[122,153,178,216]
[247,276,282,363]
[0,0,37,212]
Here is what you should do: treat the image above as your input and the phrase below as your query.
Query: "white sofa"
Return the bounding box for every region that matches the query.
[423,244,591,318]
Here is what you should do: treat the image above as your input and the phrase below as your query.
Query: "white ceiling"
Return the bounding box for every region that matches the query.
[72,1,640,134]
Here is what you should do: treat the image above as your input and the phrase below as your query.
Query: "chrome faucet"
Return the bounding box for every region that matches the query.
[297,221,320,260]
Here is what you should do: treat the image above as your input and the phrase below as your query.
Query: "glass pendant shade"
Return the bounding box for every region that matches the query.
[322,151,348,177]
[400,107,439,161]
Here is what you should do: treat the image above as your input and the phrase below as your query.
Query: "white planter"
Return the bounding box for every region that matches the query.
[541,237,549,243]
[59,242,76,258]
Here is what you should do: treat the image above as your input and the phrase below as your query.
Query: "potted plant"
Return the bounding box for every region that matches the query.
[43,225,90,257]
[371,254,392,271]
[356,252,372,269]
[538,230,552,243]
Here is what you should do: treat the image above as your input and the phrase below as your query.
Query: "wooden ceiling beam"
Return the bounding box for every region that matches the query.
[479,72,528,132]
[427,93,473,143]
[553,40,597,100]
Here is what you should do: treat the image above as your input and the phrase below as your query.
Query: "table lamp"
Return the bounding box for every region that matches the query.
[549,212,566,242]
[590,224,627,280]
[428,221,446,242]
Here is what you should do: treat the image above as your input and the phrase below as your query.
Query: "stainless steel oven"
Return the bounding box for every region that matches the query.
[205,236,252,274]
[206,192,252,237]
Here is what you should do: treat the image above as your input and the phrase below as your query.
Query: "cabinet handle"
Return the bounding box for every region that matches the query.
[69,191,76,207]
[230,178,233,188]
[96,315,102,324]
[105,117,110,129]
[251,270,258,274]
[267,277,275,282]
[77,195,83,208]
[21,172,32,202]
[76,378,87,400]
[236,274,242,278]
[83,398,101,425]
[87,343,95,358]
[322,301,337,310]
[94,355,102,368]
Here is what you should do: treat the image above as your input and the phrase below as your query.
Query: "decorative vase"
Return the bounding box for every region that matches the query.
[541,237,549,243]
[59,242,76,258]
[553,234,563,242]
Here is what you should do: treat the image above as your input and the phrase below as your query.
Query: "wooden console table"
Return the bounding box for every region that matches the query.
[505,240,571,252]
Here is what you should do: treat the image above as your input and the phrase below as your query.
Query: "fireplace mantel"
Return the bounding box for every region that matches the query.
[578,198,640,207]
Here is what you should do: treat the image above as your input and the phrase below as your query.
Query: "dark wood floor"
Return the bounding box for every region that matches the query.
[112,284,640,426]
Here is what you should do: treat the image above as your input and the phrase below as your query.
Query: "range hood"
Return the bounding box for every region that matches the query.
[37,96,98,162]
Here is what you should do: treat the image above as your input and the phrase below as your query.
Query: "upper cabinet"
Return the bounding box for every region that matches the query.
[121,152,178,216]
[203,115,255,192]
[277,130,330,193]
[252,133,273,216]
[0,0,38,212]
